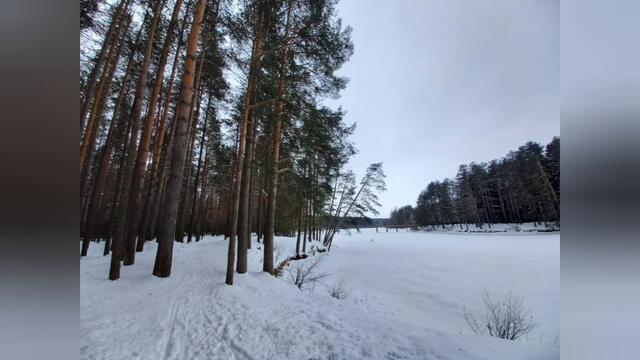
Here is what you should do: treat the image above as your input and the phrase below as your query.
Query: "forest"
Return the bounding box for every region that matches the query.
[388,138,560,229]
[79,0,386,283]
[410,137,560,229]
[78,1,563,358]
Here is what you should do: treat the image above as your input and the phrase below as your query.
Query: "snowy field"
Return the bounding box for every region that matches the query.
[81,228,559,360]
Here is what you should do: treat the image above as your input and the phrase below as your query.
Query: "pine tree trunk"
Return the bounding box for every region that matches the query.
[153,0,209,278]
[80,17,131,255]
[246,115,259,249]
[81,17,131,242]
[263,0,293,274]
[142,7,190,241]
[176,45,207,242]
[84,18,141,235]
[150,108,178,242]
[187,94,211,243]
[257,187,264,243]
[295,205,303,256]
[226,6,267,284]
[80,14,128,178]
[237,106,257,273]
[81,27,135,256]
[126,0,183,256]
[81,0,130,132]
[195,143,211,241]
[109,2,162,280]
[116,0,165,267]
[302,200,309,253]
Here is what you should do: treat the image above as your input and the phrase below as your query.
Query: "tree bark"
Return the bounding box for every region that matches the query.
[226,4,268,284]
[295,205,303,256]
[263,0,293,274]
[80,12,130,177]
[118,0,165,266]
[81,20,137,256]
[108,0,164,277]
[142,5,191,241]
[81,0,131,132]
[237,102,257,273]
[80,15,131,254]
[187,94,211,243]
[195,138,211,241]
[153,0,208,278]
[176,41,207,242]
[126,0,184,256]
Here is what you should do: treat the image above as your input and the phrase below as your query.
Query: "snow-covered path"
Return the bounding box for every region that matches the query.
[80,230,559,360]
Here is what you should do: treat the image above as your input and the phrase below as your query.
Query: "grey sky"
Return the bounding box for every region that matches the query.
[328,0,559,217]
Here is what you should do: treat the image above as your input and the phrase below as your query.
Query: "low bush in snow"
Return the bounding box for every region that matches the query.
[462,290,538,340]
[328,278,352,300]
[273,259,287,278]
[287,256,328,291]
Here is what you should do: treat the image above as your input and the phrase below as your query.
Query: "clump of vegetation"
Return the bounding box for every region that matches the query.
[462,290,538,340]
[328,278,352,300]
[273,258,288,278]
[287,256,328,290]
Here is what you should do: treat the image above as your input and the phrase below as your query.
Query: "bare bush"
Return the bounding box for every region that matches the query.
[287,256,329,290]
[273,258,287,278]
[328,278,352,300]
[462,290,538,340]
[273,243,284,264]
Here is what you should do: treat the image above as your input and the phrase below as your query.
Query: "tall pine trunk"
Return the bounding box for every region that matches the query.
[142,6,190,241]
[81,0,130,132]
[126,0,184,255]
[176,44,207,241]
[81,23,137,255]
[226,5,267,284]
[237,107,256,273]
[263,1,293,275]
[187,94,211,243]
[153,0,208,278]
[119,0,166,266]
[109,0,164,277]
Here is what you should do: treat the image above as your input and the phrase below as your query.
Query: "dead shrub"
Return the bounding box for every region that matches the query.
[462,289,538,340]
[287,256,328,290]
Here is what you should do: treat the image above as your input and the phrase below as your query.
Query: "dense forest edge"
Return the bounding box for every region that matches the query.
[80,0,390,282]
[389,137,560,230]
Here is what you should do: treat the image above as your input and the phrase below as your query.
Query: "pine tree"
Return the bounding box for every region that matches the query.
[153,0,209,278]
[126,0,185,257]
[414,138,560,228]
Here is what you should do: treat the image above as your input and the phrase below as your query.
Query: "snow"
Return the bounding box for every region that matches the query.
[81,228,559,360]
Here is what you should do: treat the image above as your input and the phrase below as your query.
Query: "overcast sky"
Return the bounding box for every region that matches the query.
[328,0,559,217]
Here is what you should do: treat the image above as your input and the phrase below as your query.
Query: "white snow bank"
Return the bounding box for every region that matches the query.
[81,229,559,360]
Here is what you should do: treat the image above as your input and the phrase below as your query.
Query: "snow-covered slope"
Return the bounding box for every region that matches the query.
[81,230,559,360]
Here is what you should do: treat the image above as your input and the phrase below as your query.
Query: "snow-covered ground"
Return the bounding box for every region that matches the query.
[81,229,559,360]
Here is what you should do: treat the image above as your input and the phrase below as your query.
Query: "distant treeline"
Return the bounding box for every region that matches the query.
[389,205,415,226]
[391,137,559,229]
[338,217,389,229]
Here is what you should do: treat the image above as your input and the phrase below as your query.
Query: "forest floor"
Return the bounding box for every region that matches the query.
[80,228,559,360]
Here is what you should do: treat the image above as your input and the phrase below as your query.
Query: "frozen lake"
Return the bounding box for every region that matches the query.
[81,228,559,359]
[316,228,560,342]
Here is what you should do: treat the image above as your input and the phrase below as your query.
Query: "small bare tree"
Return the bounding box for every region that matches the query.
[328,278,352,300]
[462,290,538,340]
[273,243,283,264]
[288,256,328,290]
